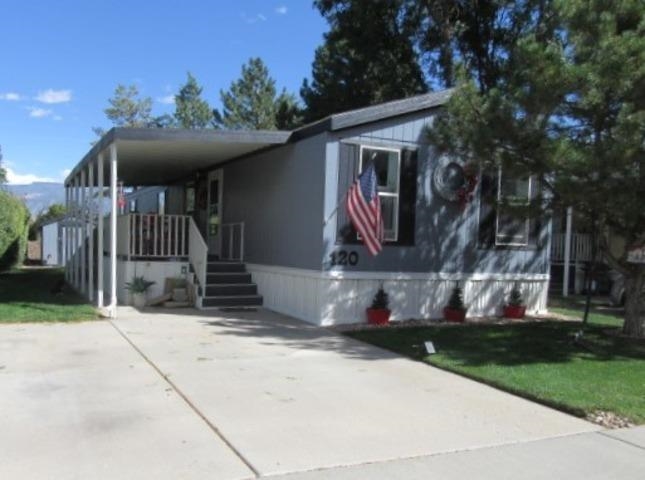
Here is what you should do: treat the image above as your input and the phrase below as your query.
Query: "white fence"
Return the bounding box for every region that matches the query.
[551,233,594,263]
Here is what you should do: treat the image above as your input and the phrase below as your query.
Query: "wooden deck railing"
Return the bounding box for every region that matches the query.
[551,233,594,263]
[115,214,191,259]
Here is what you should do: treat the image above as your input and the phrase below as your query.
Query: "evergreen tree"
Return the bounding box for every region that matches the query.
[274,90,304,130]
[103,84,153,127]
[301,0,427,122]
[215,58,280,130]
[0,145,6,184]
[404,0,558,90]
[428,0,645,337]
[174,72,212,129]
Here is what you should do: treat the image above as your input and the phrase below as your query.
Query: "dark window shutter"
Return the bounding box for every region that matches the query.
[336,143,359,244]
[397,149,417,245]
[528,178,541,247]
[478,171,498,247]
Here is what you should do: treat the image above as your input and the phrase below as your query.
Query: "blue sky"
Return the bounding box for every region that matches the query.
[0,0,327,184]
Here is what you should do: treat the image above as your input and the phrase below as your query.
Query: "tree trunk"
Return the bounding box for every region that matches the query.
[623,266,645,337]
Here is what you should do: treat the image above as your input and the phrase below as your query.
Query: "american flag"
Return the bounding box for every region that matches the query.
[346,163,384,256]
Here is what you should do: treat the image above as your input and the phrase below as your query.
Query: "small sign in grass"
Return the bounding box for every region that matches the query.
[0,268,97,323]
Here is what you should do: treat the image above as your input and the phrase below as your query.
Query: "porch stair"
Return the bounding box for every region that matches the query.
[200,256,262,308]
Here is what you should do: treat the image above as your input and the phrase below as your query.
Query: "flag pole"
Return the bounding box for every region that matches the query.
[323,189,349,226]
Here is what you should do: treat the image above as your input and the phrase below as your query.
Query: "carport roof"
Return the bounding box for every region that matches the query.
[65,128,291,187]
[65,90,452,187]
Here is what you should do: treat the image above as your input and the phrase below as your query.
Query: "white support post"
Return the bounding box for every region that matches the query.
[109,144,118,317]
[563,206,573,297]
[88,162,94,302]
[73,177,80,290]
[65,185,70,282]
[80,169,87,295]
[97,153,104,309]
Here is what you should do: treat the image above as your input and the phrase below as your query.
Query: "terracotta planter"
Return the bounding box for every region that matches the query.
[443,307,466,323]
[503,305,526,319]
[366,308,391,325]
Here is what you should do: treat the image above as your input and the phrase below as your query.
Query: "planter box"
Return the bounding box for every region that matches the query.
[443,307,466,323]
[503,305,526,319]
[366,308,391,325]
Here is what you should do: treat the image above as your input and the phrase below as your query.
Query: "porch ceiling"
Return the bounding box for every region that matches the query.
[65,128,291,186]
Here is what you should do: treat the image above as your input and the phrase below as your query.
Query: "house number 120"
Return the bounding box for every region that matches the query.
[330,250,359,266]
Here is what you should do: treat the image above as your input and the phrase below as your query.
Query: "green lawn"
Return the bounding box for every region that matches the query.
[0,268,97,323]
[346,319,645,424]
[549,294,625,328]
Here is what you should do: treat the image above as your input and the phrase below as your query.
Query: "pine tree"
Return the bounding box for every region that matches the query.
[428,0,645,337]
[215,58,279,130]
[301,0,427,122]
[103,84,153,128]
[174,72,212,129]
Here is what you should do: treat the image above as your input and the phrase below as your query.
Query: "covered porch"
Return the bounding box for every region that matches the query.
[63,127,289,317]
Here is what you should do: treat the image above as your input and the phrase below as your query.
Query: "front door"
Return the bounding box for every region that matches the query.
[207,170,223,257]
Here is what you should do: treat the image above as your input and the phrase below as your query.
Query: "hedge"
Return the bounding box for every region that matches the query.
[0,190,30,271]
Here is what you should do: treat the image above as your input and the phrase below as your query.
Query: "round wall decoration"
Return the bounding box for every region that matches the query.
[433,156,479,208]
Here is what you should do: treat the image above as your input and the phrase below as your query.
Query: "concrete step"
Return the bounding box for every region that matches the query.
[205,284,257,297]
[201,295,263,308]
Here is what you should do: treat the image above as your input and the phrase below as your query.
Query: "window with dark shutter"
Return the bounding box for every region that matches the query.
[336,143,417,246]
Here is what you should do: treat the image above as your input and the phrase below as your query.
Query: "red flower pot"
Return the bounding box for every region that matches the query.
[366,308,391,325]
[503,305,526,319]
[443,307,466,323]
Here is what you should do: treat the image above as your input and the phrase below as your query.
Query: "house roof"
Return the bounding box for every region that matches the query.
[64,89,452,187]
[292,89,453,140]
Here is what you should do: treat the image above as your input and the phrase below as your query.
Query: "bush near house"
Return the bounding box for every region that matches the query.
[0,190,30,271]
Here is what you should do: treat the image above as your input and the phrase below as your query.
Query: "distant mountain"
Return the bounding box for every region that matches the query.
[3,182,65,218]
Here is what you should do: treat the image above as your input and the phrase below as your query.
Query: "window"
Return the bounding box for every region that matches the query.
[129,199,137,213]
[478,168,537,248]
[358,146,401,241]
[495,172,532,246]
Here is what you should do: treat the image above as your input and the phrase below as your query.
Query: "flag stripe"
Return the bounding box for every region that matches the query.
[345,164,384,256]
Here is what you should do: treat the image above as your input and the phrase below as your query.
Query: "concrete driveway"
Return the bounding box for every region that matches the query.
[1,307,643,479]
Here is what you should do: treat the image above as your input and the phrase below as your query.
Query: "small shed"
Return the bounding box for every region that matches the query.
[41,218,70,266]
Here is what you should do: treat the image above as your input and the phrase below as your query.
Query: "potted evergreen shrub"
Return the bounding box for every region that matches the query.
[366,285,391,325]
[443,283,467,322]
[503,284,526,319]
[125,276,155,308]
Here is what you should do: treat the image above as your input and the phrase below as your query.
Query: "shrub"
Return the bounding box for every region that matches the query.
[447,283,466,311]
[507,284,525,307]
[370,285,390,310]
[0,190,30,271]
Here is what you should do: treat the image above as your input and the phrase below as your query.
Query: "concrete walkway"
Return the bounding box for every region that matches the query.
[1,307,643,479]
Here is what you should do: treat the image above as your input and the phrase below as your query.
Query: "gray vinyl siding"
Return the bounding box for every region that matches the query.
[222,133,327,270]
[323,109,551,275]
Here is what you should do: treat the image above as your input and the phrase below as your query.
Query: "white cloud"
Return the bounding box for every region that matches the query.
[157,94,175,105]
[5,166,56,185]
[28,107,53,118]
[0,92,22,101]
[35,88,72,104]
[242,12,267,24]
[61,168,71,179]
[275,5,288,15]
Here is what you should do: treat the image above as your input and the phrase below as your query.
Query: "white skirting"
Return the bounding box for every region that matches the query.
[246,263,550,326]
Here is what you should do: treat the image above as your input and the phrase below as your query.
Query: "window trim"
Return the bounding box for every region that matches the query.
[494,168,532,247]
[357,144,401,242]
